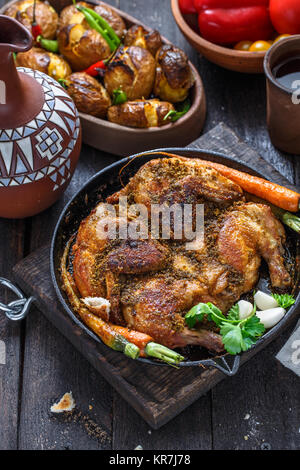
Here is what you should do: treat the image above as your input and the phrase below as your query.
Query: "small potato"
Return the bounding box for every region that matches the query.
[5,0,58,39]
[58,1,89,30]
[58,24,111,71]
[16,47,71,80]
[104,46,156,100]
[154,44,194,103]
[124,25,162,56]
[65,72,111,118]
[59,1,125,39]
[107,99,174,128]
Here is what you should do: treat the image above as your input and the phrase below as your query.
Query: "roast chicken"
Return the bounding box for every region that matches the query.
[71,157,291,353]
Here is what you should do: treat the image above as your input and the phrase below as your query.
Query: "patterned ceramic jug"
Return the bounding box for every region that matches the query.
[0,14,81,218]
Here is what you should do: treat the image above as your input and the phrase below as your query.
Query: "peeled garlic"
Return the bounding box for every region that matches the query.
[237,300,253,319]
[254,291,278,311]
[256,308,286,329]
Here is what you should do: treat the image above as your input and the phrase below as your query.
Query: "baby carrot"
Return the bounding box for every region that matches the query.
[109,325,153,356]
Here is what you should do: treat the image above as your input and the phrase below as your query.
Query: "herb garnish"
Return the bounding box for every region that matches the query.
[164,98,191,122]
[271,293,295,309]
[185,302,265,355]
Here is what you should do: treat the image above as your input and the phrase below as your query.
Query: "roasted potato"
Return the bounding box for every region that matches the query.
[154,45,194,103]
[16,47,71,80]
[107,99,174,128]
[5,0,58,39]
[104,46,156,100]
[59,1,125,38]
[124,25,162,56]
[58,23,111,71]
[65,72,111,118]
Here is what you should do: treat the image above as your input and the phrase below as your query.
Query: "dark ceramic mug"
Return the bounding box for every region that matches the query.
[264,35,300,155]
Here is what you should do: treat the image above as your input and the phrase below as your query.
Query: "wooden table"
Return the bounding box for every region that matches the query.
[0,0,299,451]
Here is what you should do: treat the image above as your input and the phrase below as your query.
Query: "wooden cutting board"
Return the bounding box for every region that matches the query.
[12,123,300,429]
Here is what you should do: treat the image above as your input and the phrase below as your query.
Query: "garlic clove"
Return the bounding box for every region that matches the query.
[237,300,253,319]
[256,308,286,329]
[254,291,278,311]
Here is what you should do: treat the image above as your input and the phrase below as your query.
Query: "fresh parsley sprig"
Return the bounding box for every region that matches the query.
[185,302,265,356]
[163,98,191,122]
[271,293,295,309]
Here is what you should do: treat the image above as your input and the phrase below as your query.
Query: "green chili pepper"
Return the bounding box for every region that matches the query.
[112,88,127,105]
[164,98,191,122]
[78,7,116,51]
[58,78,68,89]
[37,35,59,53]
[72,0,120,52]
[82,6,121,47]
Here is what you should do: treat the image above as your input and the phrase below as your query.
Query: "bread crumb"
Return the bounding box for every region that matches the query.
[244,435,249,441]
[244,413,250,420]
[51,392,76,413]
[89,405,93,410]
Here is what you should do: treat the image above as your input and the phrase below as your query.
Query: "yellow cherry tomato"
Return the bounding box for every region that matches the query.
[234,40,253,51]
[249,40,272,52]
[274,34,292,43]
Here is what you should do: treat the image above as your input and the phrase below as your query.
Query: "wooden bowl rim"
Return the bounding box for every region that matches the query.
[170,0,266,61]
[0,0,206,135]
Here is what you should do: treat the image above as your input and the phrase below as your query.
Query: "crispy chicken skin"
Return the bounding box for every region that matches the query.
[107,157,244,207]
[72,157,291,352]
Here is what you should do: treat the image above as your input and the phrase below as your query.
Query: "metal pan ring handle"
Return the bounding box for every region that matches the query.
[204,354,241,376]
[0,277,34,321]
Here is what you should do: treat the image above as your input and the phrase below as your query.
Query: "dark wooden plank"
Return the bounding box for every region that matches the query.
[12,123,300,437]
[0,218,26,450]
[17,145,116,449]
[111,0,212,449]
[12,237,300,434]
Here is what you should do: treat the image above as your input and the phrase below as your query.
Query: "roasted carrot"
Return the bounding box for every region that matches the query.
[61,238,184,365]
[196,159,300,212]
[109,325,153,356]
[80,310,139,358]
[85,314,184,365]
[138,151,300,212]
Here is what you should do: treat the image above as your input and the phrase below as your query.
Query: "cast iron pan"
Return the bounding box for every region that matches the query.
[50,148,300,376]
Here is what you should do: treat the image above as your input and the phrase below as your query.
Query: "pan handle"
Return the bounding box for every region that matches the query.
[0,277,34,321]
[204,354,241,376]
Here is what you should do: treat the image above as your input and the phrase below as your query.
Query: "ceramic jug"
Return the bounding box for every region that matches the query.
[0,14,81,218]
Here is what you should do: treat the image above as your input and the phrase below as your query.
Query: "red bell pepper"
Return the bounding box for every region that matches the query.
[83,60,107,77]
[179,0,197,14]
[195,1,274,45]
